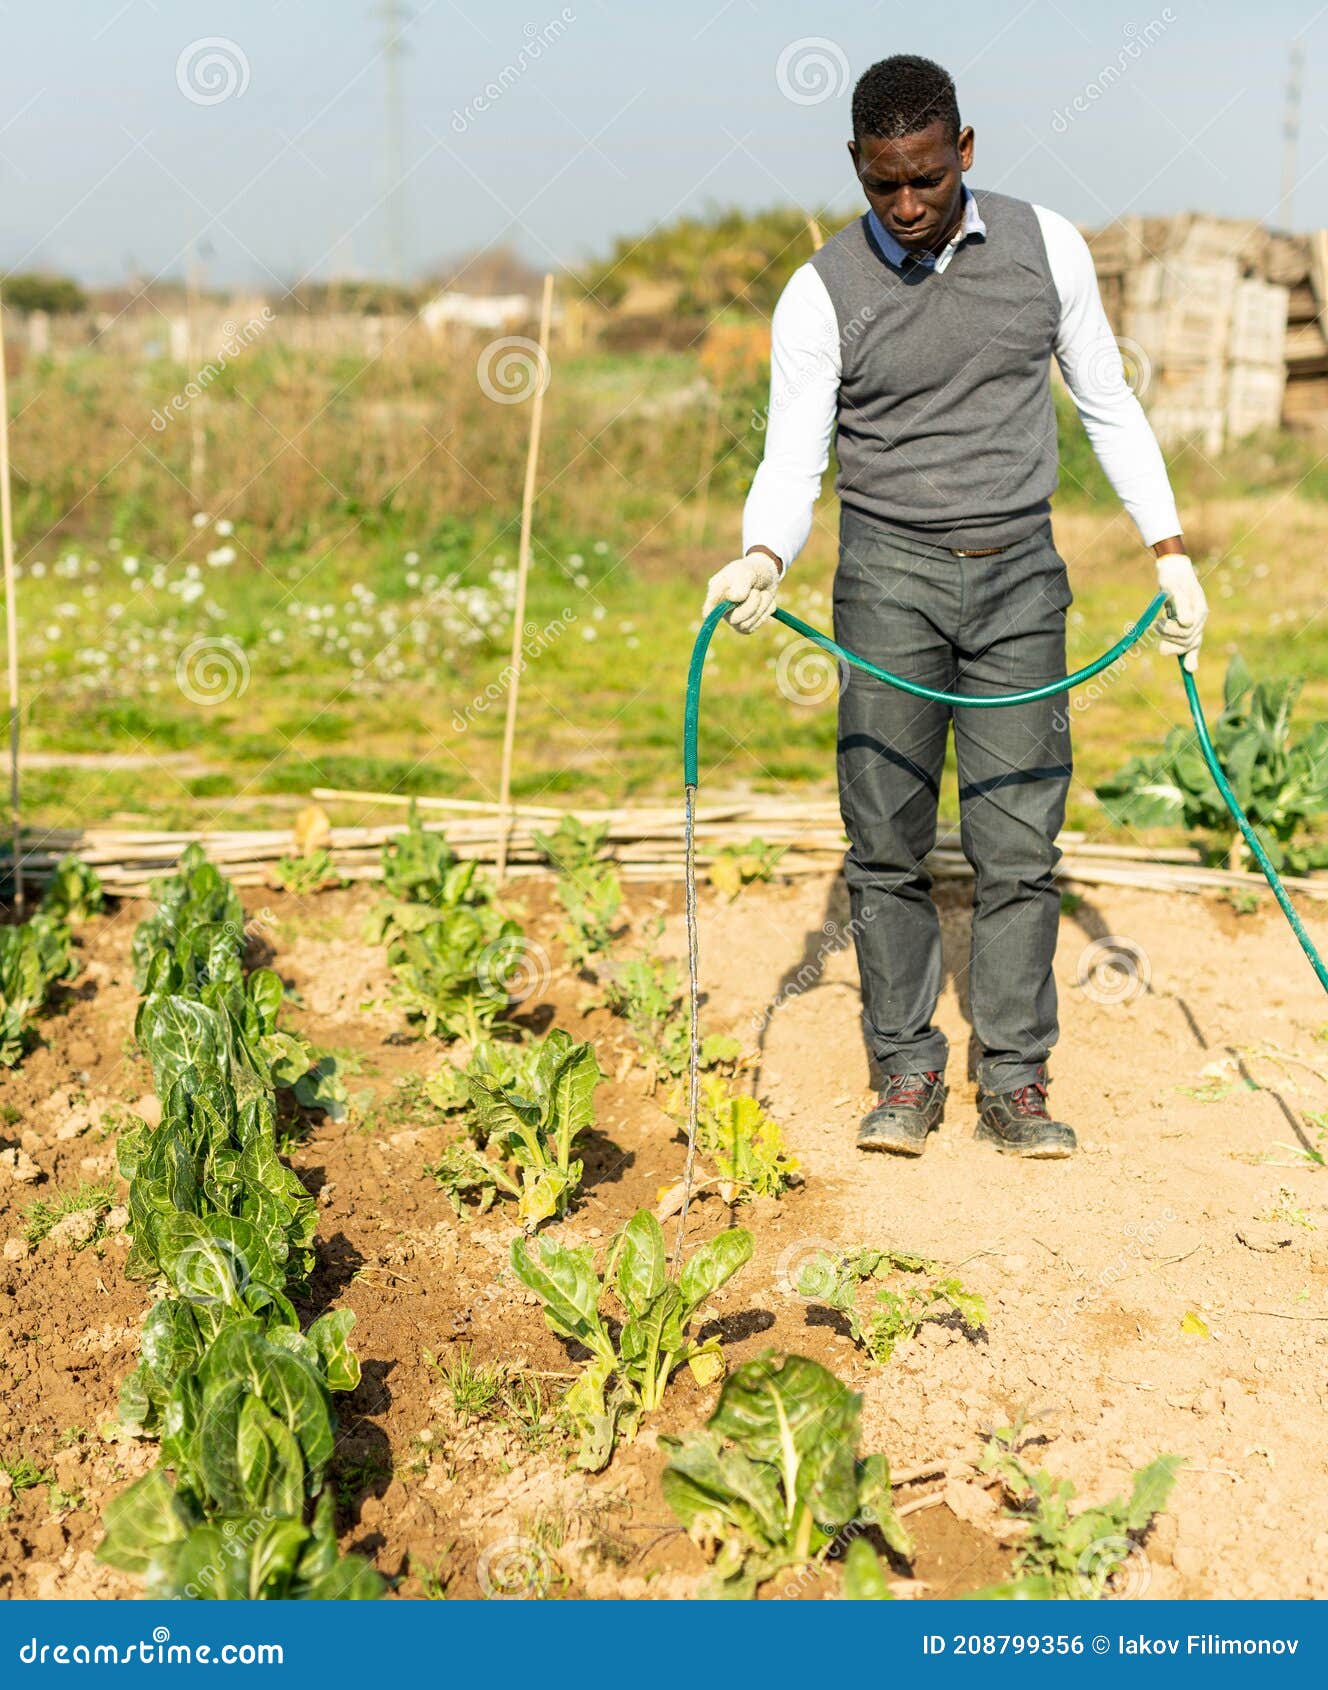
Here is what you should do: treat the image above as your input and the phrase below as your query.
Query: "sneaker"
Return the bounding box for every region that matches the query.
[857,1071,947,1156]
[975,1073,1077,1158]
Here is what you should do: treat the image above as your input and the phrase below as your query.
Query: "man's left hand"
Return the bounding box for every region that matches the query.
[1155,553,1207,673]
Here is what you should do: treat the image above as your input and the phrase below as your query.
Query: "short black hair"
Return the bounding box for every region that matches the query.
[851,55,961,144]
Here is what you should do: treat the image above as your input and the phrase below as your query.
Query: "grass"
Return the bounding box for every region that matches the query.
[21,1181,116,1246]
[4,342,1328,846]
[429,1346,507,1422]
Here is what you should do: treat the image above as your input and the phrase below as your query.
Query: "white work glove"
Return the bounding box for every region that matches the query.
[703,552,780,635]
[1155,553,1207,673]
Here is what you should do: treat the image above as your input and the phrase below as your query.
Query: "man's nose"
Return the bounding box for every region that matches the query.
[894,191,926,225]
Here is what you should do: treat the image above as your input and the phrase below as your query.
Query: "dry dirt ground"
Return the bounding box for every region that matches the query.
[2,867,1327,1601]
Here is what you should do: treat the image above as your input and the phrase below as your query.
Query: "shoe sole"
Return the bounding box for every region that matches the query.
[975,1124,1076,1159]
[857,1133,930,1157]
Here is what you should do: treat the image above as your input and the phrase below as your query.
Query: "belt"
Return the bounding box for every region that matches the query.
[950,543,1011,557]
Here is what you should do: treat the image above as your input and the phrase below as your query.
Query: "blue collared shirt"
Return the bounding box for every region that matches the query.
[867,186,987,274]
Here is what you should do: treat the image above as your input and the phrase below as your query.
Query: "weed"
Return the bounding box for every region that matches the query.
[706,838,786,900]
[532,817,623,968]
[797,1247,986,1364]
[428,1346,506,1422]
[21,1182,116,1247]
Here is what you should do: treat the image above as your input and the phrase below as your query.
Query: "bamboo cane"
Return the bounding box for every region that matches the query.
[0,290,23,916]
[494,273,554,886]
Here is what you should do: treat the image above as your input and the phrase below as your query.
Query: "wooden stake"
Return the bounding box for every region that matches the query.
[807,215,825,253]
[0,290,23,916]
[495,273,554,885]
[186,249,206,502]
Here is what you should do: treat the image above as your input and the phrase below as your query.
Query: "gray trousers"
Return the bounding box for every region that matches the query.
[833,507,1073,1094]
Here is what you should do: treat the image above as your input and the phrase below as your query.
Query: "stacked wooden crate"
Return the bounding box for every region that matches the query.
[1085,212,1319,447]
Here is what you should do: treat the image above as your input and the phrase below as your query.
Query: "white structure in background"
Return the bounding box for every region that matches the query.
[420,291,536,337]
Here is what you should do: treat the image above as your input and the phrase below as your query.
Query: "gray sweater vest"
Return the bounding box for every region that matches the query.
[810,190,1061,551]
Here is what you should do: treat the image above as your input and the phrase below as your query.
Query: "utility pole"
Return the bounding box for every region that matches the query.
[1280,39,1305,231]
[381,0,409,282]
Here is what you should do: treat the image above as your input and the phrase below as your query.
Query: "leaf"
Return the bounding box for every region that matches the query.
[1121,1454,1183,1534]
[304,1308,361,1393]
[679,1227,753,1316]
[688,1346,725,1389]
[841,1535,893,1600]
[510,1234,607,1347]
[1180,1310,1210,1338]
[96,1468,193,1575]
[612,1209,667,1316]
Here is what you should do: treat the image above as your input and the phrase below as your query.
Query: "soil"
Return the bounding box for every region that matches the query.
[3,868,1327,1601]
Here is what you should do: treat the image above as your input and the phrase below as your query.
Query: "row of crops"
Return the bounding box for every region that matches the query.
[93,847,381,1598]
[1,809,1183,1598]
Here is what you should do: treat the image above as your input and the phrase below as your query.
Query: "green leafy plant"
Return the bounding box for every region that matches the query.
[271,849,344,895]
[674,1072,800,1201]
[428,1029,602,1227]
[601,955,740,1082]
[1097,653,1328,871]
[532,816,623,968]
[706,838,786,900]
[370,807,525,1041]
[978,1427,1182,1598]
[511,1210,751,1470]
[97,848,379,1602]
[0,855,101,1065]
[39,856,105,925]
[661,1351,909,1599]
[797,1247,987,1364]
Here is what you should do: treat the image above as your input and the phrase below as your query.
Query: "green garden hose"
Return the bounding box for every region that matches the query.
[673,590,1328,1257]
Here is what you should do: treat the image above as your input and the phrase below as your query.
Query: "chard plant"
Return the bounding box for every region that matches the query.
[1097,653,1328,872]
[706,837,786,900]
[370,807,526,1041]
[531,815,623,969]
[98,848,381,1602]
[600,954,740,1083]
[977,1426,1182,1599]
[511,1210,752,1470]
[678,1072,800,1202]
[428,1029,601,1228]
[661,1351,909,1599]
[796,1247,987,1364]
[0,856,102,1066]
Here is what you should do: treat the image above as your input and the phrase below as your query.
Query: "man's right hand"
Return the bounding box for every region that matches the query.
[702,552,780,635]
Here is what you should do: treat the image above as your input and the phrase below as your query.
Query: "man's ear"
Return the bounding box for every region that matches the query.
[958,126,975,171]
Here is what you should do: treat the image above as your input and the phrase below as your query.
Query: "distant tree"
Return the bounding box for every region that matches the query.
[579,205,849,316]
[2,272,89,314]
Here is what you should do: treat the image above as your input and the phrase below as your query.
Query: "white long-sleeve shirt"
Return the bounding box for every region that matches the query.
[743,197,1181,571]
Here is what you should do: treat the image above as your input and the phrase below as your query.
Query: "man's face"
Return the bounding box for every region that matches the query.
[848,120,975,254]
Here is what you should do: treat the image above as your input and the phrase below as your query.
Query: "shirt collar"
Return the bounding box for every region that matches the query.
[867,187,985,275]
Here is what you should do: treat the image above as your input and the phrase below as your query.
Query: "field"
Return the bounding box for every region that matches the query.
[2,857,1328,1600]
[5,336,1328,840]
[3,325,1328,1604]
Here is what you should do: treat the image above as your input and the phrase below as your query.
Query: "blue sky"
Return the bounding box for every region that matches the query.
[1,0,1324,288]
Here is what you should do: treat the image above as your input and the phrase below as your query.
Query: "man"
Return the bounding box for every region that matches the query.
[703,54,1206,1160]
